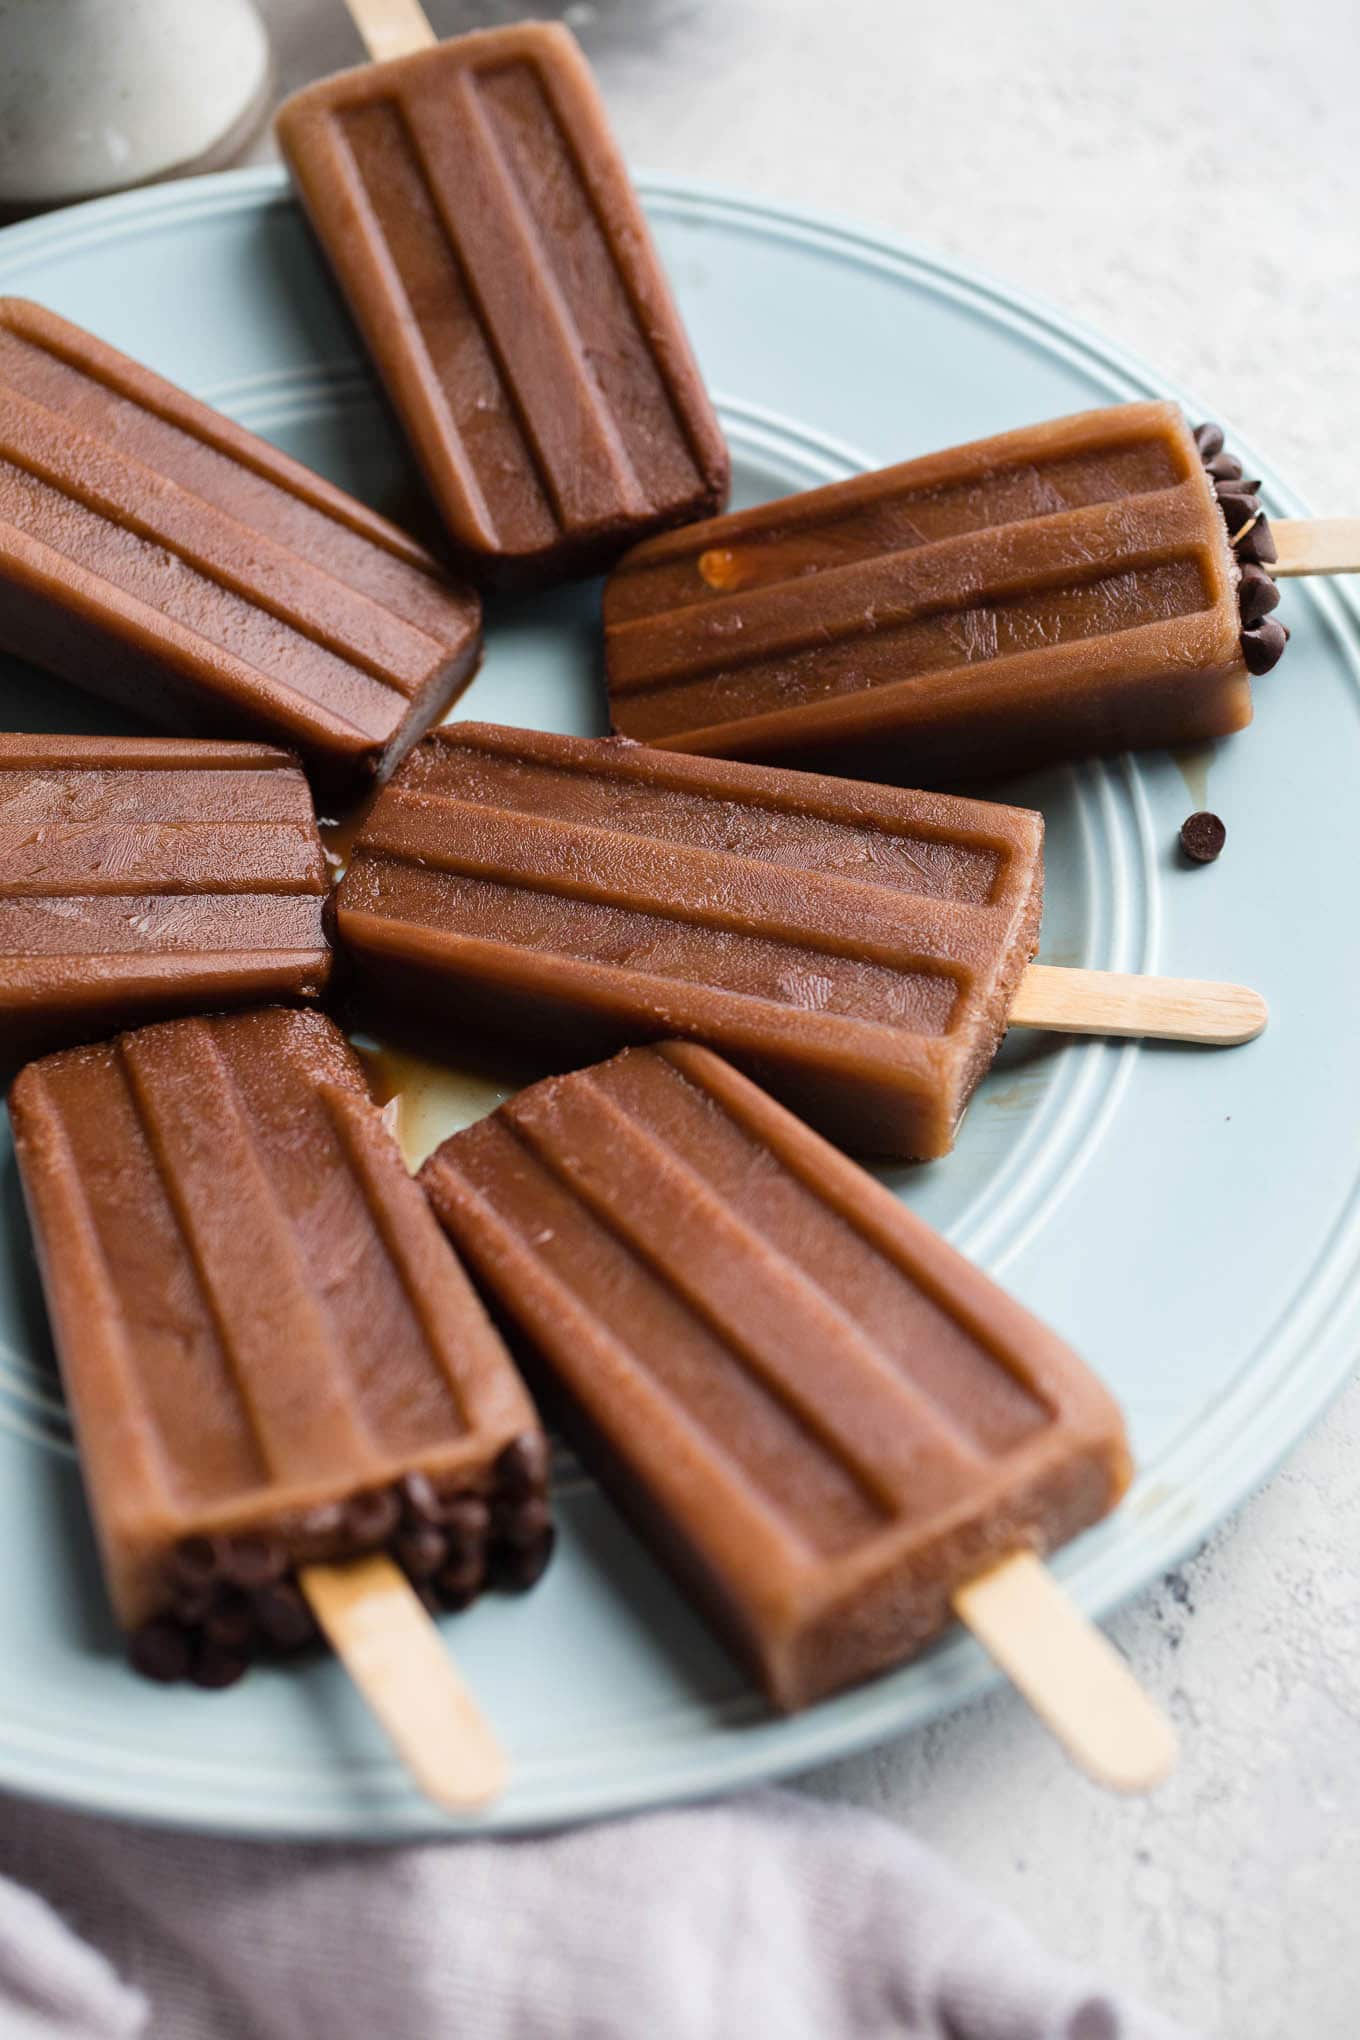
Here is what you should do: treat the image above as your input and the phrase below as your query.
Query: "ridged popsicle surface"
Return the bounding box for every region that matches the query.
[335,723,1044,1157]
[420,1042,1130,1710]
[276,23,729,586]
[0,299,482,795]
[9,1007,546,1673]
[604,402,1251,780]
[0,734,332,1065]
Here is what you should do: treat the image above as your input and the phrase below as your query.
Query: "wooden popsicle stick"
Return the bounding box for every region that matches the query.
[953,1550,1177,1793]
[342,0,437,64]
[1010,964,1267,1046]
[1269,518,1360,577]
[301,1554,508,1813]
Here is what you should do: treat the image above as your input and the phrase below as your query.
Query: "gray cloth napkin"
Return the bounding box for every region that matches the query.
[0,1787,1194,2040]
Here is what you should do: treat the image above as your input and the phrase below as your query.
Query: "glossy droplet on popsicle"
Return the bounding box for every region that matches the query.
[603,402,1263,782]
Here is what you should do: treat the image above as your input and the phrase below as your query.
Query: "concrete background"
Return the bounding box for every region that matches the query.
[249,2,1360,2030]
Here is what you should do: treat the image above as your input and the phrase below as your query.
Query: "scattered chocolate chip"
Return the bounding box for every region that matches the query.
[253,1582,318,1652]
[496,1527,556,1592]
[191,1643,252,1691]
[1193,422,1225,460]
[341,1488,402,1549]
[204,1591,257,1653]
[495,1432,551,1499]
[169,1534,225,1590]
[1235,516,1277,567]
[1241,615,1289,673]
[442,1496,491,1553]
[1238,562,1281,626]
[220,1532,286,1590]
[398,1470,444,1526]
[435,1553,487,1611]
[130,1620,193,1684]
[395,1525,449,1580]
[1206,452,1243,483]
[1179,811,1227,863]
[1215,475,1261,500]
[499,1496,553,1550]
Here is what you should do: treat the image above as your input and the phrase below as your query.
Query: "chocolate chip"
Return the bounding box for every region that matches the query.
[169,1535,226,1590]
[298,1501,347,1546]
[220,1533,286,1590]
[396,1525,449,1580]
[442,1496,491,1553]
[130,1620,193,1684]
[1206,452,1243,483]
[499,1496,553,1550]
[435,1553,487,1611]
[495,1432,551,1500]
[496,1527,556,1592]
[204,1591,257,1652]
[1179,811,1227,863]
[1215,475,1261,501]
[1193,422,1225,460]
[412,1582,443,1618]
[1235,516,1278,567]
[253,1582,318,1652]
[1238,562,1281,626]
[1241,616,1289,673]
[1216,489,1261,527]
[168,1582,217,1627]
[191,1643,252,1690]
[342,1489,402,1549]
[398,1470,444,1526]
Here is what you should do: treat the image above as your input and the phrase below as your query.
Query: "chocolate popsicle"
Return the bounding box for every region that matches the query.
[8,1006,552,1688]
[603,402,1283,781]
[0,734,331,1071]
[0,298,481,797]
[419,1042,1132,1715]
[333,723,1264,1161]
[276,22,730,588]
[334,721,1044,1158]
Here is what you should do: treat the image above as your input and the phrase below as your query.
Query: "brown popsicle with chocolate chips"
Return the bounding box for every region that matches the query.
[0,298,482,797]
[0,733,331,1072]
[419,1042,1132,1714]
[603,402,1288,782]
[276,21,730,588]
[8,1006,552,1689]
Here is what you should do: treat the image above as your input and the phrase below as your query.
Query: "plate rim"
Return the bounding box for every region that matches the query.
[0,165,1356,1838]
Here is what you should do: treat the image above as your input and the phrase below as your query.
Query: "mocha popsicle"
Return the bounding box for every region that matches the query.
[603,402,1285,781]
[0,734,331,1071]
[276,22,730,588]
[419,1042,1131,1713]
[8,1006,552,1687]
[332,723,1264,1161]
[0,298,481,797]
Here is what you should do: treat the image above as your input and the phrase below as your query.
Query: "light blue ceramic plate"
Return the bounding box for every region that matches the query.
[0,169,1357,1838]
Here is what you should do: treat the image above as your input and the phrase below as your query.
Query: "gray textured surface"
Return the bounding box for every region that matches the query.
[257,2,1356,2031]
